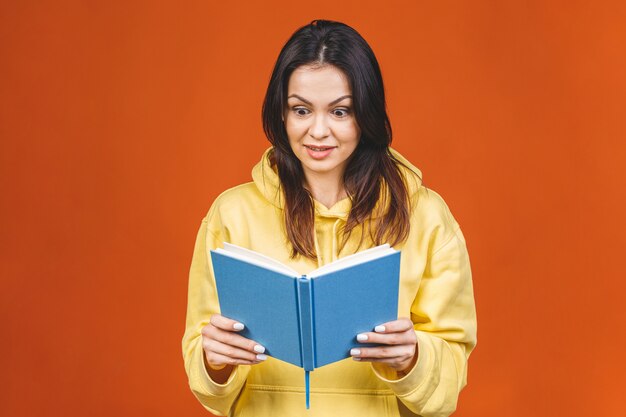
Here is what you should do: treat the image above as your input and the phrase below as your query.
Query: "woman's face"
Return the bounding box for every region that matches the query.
[283,64,361,183]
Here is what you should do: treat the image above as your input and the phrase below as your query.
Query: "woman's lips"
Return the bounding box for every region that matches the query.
[304,145,336,160]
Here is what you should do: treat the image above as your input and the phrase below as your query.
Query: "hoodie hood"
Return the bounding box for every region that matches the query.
[251,146,423,265]
[251,146,423,216]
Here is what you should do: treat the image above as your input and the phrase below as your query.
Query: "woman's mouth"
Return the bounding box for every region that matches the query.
[304,145,336,160]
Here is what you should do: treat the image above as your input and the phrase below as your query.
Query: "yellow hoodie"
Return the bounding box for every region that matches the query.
[182,147,477,417]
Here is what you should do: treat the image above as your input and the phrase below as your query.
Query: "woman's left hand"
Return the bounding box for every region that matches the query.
[350,317,418,374]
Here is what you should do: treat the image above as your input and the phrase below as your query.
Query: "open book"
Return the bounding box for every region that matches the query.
[209,243,401,408]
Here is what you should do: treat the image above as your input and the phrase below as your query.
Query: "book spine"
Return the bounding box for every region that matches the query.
[296,276,315,371]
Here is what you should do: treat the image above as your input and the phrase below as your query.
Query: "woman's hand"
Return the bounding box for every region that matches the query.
[350,317,418,374]
[201,314,267,380]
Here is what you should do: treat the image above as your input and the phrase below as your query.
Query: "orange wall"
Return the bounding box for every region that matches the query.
[1,1,625,416]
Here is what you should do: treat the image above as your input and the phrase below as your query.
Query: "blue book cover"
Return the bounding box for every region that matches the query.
[210,243,401,409]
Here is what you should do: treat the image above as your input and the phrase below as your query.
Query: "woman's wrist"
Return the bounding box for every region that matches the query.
[396,341,419,377]
[203,353,234,383]
[396,352,418,377]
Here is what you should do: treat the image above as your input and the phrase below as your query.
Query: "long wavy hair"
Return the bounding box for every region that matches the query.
[262,19,413,260]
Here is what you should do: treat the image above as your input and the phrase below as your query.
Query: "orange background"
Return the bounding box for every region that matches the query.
[1,1,625,416]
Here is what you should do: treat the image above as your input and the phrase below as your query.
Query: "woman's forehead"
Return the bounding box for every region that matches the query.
[287,65,352,100]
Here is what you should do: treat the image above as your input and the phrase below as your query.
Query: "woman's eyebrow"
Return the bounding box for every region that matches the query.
[287,94,352,106]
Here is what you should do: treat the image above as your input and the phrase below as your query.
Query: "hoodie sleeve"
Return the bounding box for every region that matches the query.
[371,211,477,416]
[181,210,250,416]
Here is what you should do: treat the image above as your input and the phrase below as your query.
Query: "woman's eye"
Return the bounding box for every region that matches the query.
[293,107,309,116]
[291,107,351,117]
[332,108,350,117]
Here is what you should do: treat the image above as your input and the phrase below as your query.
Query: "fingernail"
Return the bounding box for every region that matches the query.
[233,322,245,330]
[254,345,265,353]
[256,354,267,361]
[375,325,386,333]
[350,348,361,356]
[353,357,361,361]
[356,334,368,342]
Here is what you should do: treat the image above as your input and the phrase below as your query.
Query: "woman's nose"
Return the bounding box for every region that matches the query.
[308,113,330,139]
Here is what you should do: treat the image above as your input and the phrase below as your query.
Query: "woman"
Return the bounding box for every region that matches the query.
[182,19,477,416]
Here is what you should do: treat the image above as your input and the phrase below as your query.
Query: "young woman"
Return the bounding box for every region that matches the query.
[182,19,477,417]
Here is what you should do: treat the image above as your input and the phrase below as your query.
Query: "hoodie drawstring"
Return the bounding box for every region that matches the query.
[313,217,343,267]
[331,218,341,263]
[313,230,323,267]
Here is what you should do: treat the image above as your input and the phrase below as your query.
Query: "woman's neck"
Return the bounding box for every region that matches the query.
[303,172,347,209]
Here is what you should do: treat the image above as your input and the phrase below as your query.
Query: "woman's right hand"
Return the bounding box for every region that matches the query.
[201,314,267,373]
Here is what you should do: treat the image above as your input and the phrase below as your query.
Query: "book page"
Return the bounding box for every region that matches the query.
[311,250,401,367]
[216,243,300,277]
[210,249,304,368]
[309,244,396,278]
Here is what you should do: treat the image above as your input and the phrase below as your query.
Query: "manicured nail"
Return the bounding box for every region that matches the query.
[254,345,265,353]
[350,348,361,356]
[233,322,245,330]
[375,325,386,333]
[356,334,368,342]
[256,354,267,361]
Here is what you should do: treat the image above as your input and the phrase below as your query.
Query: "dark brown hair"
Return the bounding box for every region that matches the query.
[261,19,413,259]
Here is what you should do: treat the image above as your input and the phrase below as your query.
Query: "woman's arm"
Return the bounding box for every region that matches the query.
[373,223,477,416]
[181,213,252,416]
[351,184,478,417]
